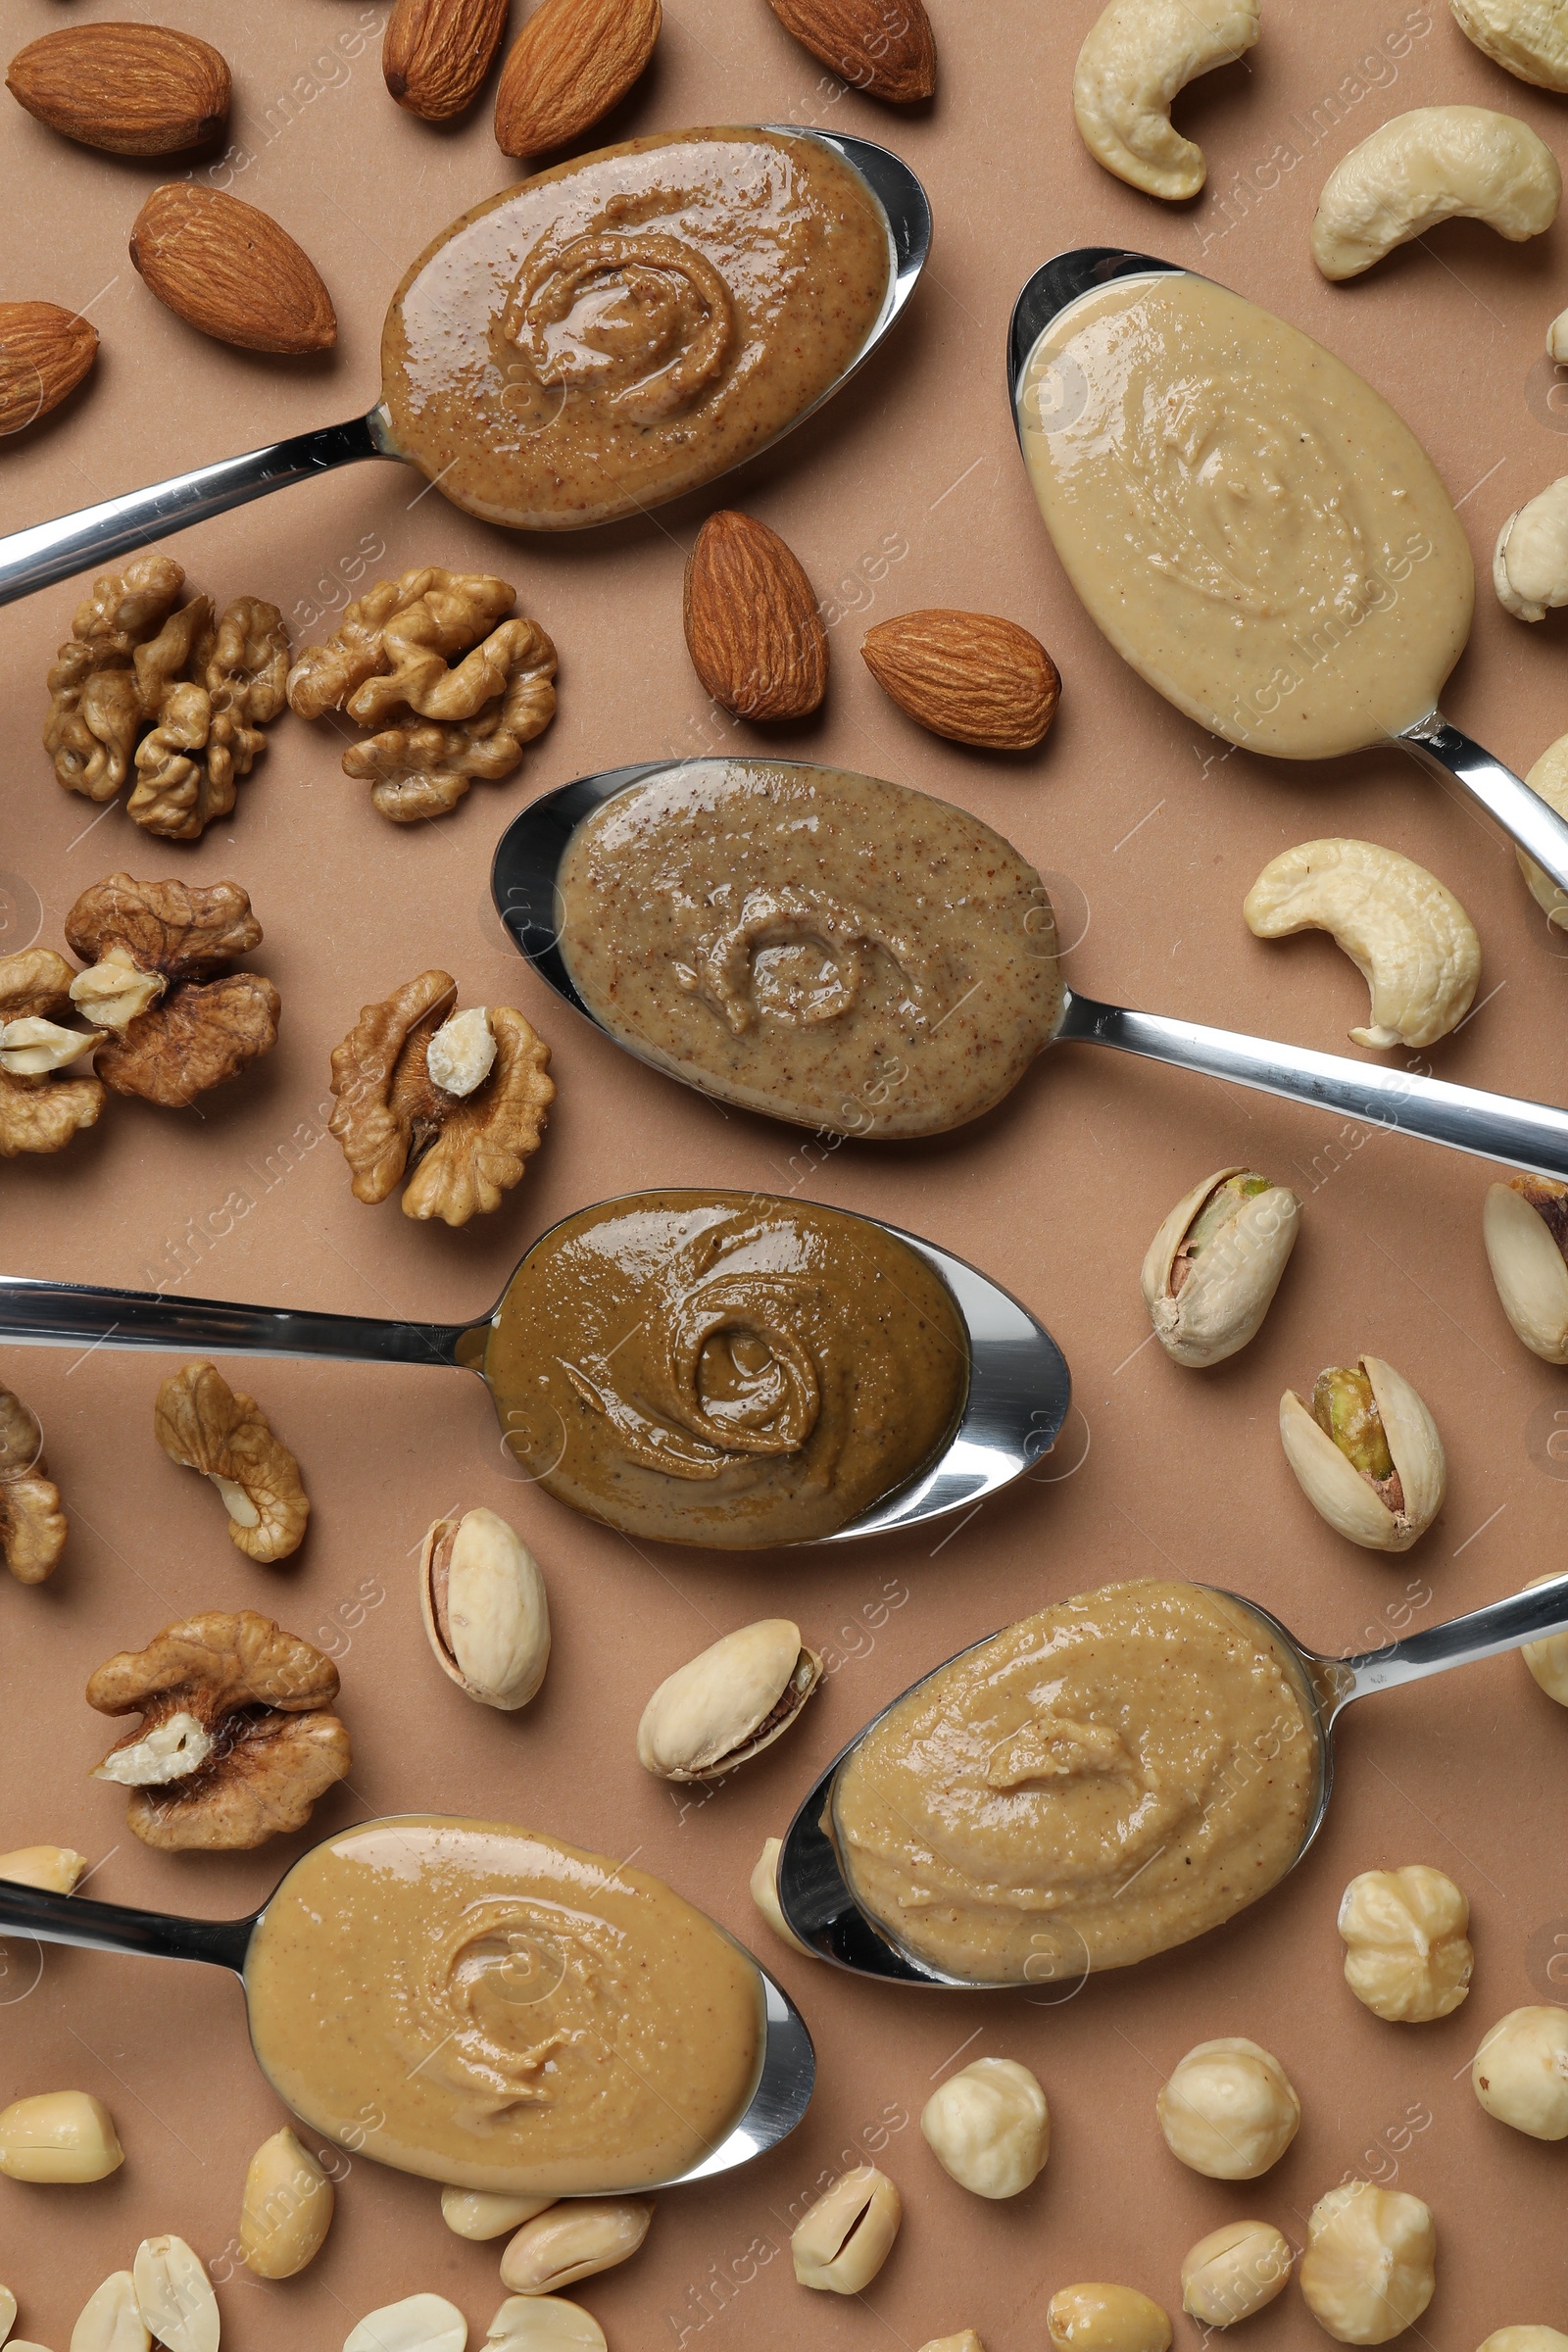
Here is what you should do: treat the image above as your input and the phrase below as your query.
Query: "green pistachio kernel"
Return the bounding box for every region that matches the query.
[1185,1171,1271,1258]
[1311,1363,1395,1482]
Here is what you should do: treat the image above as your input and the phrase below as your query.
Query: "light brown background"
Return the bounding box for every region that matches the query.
[2,0,1567,2343]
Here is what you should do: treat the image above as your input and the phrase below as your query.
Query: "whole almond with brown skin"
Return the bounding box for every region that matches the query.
[861,610,1060,750]
[7,22,230,156]
[764,0,936,102]
[494,0,661,158]
[384,0,511,121]
[684,511,829,721]
[0,302,98,436]
[130,185,337,357]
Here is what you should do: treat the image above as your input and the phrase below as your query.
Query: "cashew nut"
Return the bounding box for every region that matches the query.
[1494,476,1568,620]
[1515,734,1568,925]
[1072,0,1259,201]
[1452,0,1568,91]
[1311,105,1560,279]
[1244,839,1480,1051]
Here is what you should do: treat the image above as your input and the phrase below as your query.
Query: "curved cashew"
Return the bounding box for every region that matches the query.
[1452,0,1568,92]
[1244,838,1481,1051]
[1072,0,1259,202]
[1310,105,1560,279]
[1517,732,1568,925]
[1494,475,1568,620]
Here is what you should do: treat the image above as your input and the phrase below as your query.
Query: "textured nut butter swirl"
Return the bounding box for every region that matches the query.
[556,760,1064,1137]
[244,1816,763,2195]
[484,1191,968,1546]
[833,1580,1318,1982]
[381,129,890,529]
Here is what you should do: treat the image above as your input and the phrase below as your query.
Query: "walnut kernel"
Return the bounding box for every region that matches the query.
[65,874,278,1107]
[0,1383,67,1584]
[154,1362,309,1562]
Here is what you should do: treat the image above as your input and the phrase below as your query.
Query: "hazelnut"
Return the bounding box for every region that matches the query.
[1471,2006,1568,2139]
[1181,2222,1294,2327]
[920,2057,1050,2199]
[792,2166,902,2293]
[239,2124,334,2278]
[1298,2182,1436,2344]
[1046,2283,1171,2352]
[441,2185,557,2240]
[1477,2335,1568,2352]
[1338,1866,1473,2023]
[1521,1572,1568,1706]
[1155,2037,1300,2180]
[0,2089,122,2182]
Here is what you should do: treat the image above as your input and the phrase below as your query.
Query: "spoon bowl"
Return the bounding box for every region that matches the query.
[0,1815,814,2191]
[0,129,929,607]
[775,1570,1568,1986]
[1007,245,1568,905]
[0,1188,1070,1550]
[491,759,1568,1182]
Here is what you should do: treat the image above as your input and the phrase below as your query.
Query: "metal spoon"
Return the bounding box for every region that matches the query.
[0,1190,1068,1548]
[0,1815,814,2190]
[1007,245,1568,905]
[775,1570,1568,1986]
[0,130,929,609]
[491,760,1568,1180]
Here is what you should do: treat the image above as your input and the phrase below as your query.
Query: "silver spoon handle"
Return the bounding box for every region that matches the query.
[1338,1570,1568,1702]
[0,413,387,608]
[0,1880,250,1971]
[1400,711,1568,900]
[0,1272,475,1368]
[1056,990,1568,1180]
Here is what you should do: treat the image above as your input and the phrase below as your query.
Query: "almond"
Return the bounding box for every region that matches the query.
[384,0,511,121]
[0,302,98,436]
[494,0,660,159]
[129,185,337,357]
[861,610,1060,750]
[7,22,230,157]
[684,511,829,722]
[764,0,936,103]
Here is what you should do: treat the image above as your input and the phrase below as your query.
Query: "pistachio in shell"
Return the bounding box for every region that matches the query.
[636,1618,822,1782]
[1484,1176,1568,1364]
[420,1506,550,1710]
[1279,1354,1446,1551]
[1140,1165,1300,1368]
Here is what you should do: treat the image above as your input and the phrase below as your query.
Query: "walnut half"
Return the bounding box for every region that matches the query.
[0,949,105,1159]
[154,1363,310,1562]
[328,970,554,1225]
[87,1610,351,1850]
[0,1383,67,1585]
[65,874,279,1108]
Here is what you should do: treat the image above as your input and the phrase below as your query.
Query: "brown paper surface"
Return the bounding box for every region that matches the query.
[2,0,1567,2341]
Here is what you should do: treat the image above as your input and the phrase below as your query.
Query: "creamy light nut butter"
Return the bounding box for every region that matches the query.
[483,1190,967,1547]
[1018,271,1474,760]
[833,1579,1318,1981]
[556,761,1065,1137]
[382,129,890,529]
[244,1816,763,2194]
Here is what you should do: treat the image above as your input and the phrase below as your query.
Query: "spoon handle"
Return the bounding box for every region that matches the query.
[1336,1569,1568,1703]
[1055,990,1568,1181]
[1400,712,1568,902]
[0,1879,251,1972]
[0,1272,478,1369]
[0,412,388,609]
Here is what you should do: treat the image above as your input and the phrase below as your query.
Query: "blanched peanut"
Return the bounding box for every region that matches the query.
[919,2336,985,2352]
[749,1838,811,1957]
[1477,2333,1568,2352]
[1180,2222,1293,2325]
[1156,2038,1299,2179]
[344,2298,466,2352]
[501,2200,652,2294]
[442,2184,556,2239]
[0,2284,15,2344]
[70,2272,150,2352]
[0,2090,122,2182]
[0,1845,87,1893]
[484,2300,607,2349]
[131,2238,219,2352]
[1471,2006,1568,2139]
[1299,2183,1436,2344]
[921,2057,1049,2198]
[792,2165,902,2292]
[239,2126,333,2278]
[1046,2282,1171,2352]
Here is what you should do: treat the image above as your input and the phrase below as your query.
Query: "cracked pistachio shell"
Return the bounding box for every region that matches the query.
[792,2165,902,2293]
[1140,1166,1300,1367]
[500,2199,653,2295]
[421,1507,550,1711]
[1279,1355,1445,1551]
[636,1618,822,1781]
[1484,1180,1568,1363]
